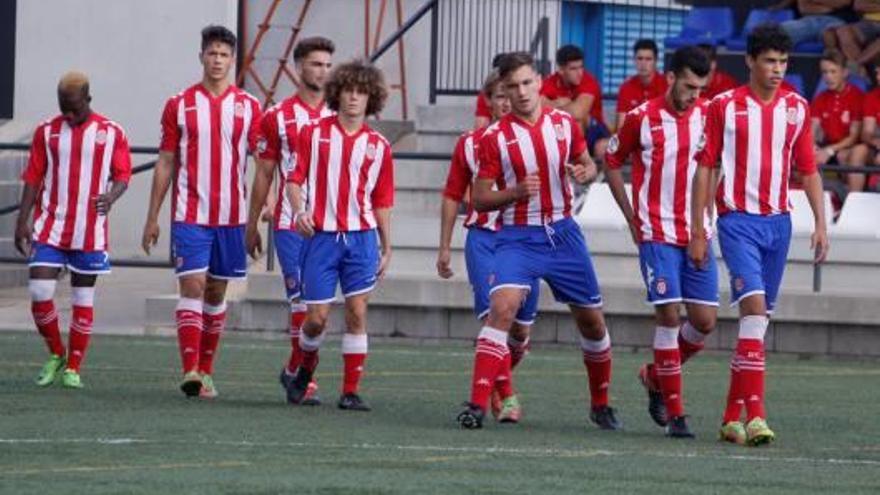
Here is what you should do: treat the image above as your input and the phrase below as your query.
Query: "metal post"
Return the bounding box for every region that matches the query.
[429,0,438,104]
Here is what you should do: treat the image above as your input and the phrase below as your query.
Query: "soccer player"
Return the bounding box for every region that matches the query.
[15,71,132,389]
[284,59,393,412]
[457,52,619,431]
[141,25,262,398]
[811,49,866,192]
[615,39,668,129]
[698,44,739,100]
[691,25,830,446]
[246,36,335,405]
[541,45,610,161]
[605,46,717,438]
[437,70,538,424]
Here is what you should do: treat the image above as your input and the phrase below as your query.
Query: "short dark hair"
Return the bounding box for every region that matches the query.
[668,46,711,78]
[820,48,846,68]
[201,25,236,51]
[324,59,389,116]
[293,36,335,62]
[482,70,503,98]
[697,43,718,62]
[555,44,584,66]
[491,52,507,69]
[497,51,535,80]
[633,39,658,57]
[747,24,792,58]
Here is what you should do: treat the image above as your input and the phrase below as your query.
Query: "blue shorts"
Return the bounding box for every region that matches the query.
[638,242,719,306]
[28,243,110,275]
[465,227,539,324]
[717,212,792,313]
[171,223,247,280]
[274,229,306,300]
[586,120,611,156]
[491,218,602,307]
[301,229,379,304]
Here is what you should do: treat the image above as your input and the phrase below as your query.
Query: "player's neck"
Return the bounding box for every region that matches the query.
[512,106,543,125]
[201,77,230,97]
[748,80,777,104]
[337,113,365,135]
[639,72,654,86]
[663,93,685,115]
[296,88,324,108]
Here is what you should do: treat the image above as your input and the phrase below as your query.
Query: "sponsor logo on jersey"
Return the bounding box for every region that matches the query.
[234,102,245,117]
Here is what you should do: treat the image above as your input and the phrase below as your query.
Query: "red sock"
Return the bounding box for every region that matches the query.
[31,300,65,356]
[654,347,683,418]
[199,305,226,375]
[493,352,514,399]
[737,338,766,421]
[508,336,529,370]
[66,305,94,372]
[678,322,706,364]
[286,305,307,374]
[175,298,202,373]
[299,332,323,374]
[341,333,368,394]
[469,327,509,411]
[723,357,745,423]
[580,333,612,409]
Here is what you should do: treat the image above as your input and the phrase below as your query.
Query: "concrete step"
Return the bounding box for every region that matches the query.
[410,132,460,154]
[0,264,28,288]
[395,159,449,189]
[416,105,472,134]
[0,180,20,208]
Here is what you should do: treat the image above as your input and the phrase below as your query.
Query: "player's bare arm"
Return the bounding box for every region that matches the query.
[246,157,277,259]
[437,196,459,279]
[93,180,128,216]
[801,171,830,263]
[14,184,38,256]
[375,207,392,279]
[567,149,598,184]
[688,165,713,269]
[605,166,638,245]
[287,182,314,238]
[141,150,175,254]
[472,176,537,212]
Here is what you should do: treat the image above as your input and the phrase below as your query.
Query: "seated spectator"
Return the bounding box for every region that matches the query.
[541,44,610,160]
[772,0,852,46]
[825,0,880,67]
[615,39,668,129]
[852,64,880,190]
[812,49,867,192]
[697,44,739,99]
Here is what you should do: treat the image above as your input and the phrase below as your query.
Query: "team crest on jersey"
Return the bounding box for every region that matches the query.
[786,107,798,125]
[734,276,745,292]
[655,278,667,296]
[696,132,707,152]
[257,137,268,154]
[95,129,107,145]
[554,123,565,141]
[234,102,245,117]
[607,135,619,154]
[365,143,377,160]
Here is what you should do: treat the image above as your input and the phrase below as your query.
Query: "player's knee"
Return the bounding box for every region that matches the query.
[203,279,228,305]
[690,314,716,334]
[489,294,520,326]
[509,322,531,341]
[178,276,206,299]
[304,305,330,336]
[573,307,606,339]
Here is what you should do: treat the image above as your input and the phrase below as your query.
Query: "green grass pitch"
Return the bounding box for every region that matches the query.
[0,331,878,494]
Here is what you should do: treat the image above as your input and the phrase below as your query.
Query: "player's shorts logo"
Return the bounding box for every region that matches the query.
[786,107,798,125]
[487,273,495,286]
[176,256,184,268]
[234,102,245,117]
[607,135,619,154]
[655,277,667,296]
[554,123,565,141]
[734,276,745,292]
[365,143,377,160]
[95,129,107,145]
[285,276,297,290]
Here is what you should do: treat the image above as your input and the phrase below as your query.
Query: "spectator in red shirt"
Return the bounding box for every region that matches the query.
[812,49,867,191]
[852,65,880,190]
[615,39,668,129]
[541,44,609,160]
[697,44,739,99]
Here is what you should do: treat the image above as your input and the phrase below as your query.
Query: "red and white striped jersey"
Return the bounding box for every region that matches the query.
[22,113,132,251]
[606,97,710,246]
[257,95,333,230]
[160,83,262,226]
[698,86,816,216]
[288,116,394,232]
[442,128,500,231]
[477,108,587,226]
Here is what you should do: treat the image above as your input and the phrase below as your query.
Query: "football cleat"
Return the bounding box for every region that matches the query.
[36,354,66,387]
[456,402,485,429]
[60,369,84,389]
[179,370,202,397]
[666,415,695,438]
[285,366,314,405]
[589,405,623,431]
[719,421,747,445]
[638,363,668,427]
[490,389,503,419]
[199,374,218,399]
[497,395,522,424]
[337,393,371,411]
[280,368,321,405]
[745,417,776,447]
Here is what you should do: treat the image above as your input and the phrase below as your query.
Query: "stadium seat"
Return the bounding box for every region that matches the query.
[724,9,795,52]
[831,191,880,237]
[576,182,629,230]
[789,189,833,235]
[784,74,805,96]
[792,40,825,54]
[664,7,735,49]
[812,73,870,98]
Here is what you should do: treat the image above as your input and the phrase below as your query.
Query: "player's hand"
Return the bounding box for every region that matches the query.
[687,234,708,270]
[377,248,392,280]
[811,226,830,264]
[141,220,160,255]
[436,248,453,279]
[815,147,831,165]
[14,219,31,257]
[627,221,640,246]
[92,193,115,215]
[295,211,315,238]
[566,161,597,185]
[245,224,263,260]
[515,174,540,200]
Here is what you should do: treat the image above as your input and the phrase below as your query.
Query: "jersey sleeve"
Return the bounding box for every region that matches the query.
[371,142,395,208]
[539,77,556,99]
[697,98,724,168]
[616,81,633,114]
[851,91,864,121]
[246,100,264,154]
[288,124,314,185]
[21,125,48,187]
[110,127,133,184]
[605,111,641,170]
[257,110,281,162]
[477,132,502,180]
[864,92,880,121]
[793,104,818,175]
[159,97,180,153]
[442,137,473,201]
[475,94,491,118]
